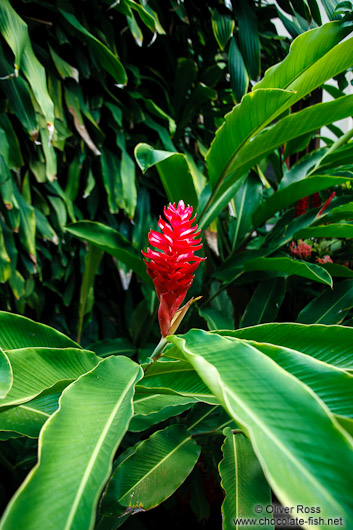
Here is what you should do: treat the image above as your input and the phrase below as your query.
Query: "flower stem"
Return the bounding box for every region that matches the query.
[150,336,168,361]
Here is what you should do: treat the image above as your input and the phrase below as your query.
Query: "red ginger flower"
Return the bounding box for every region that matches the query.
[142,200,205,337]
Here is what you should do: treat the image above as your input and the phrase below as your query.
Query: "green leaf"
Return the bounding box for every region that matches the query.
[297,280,353,324]
[198,307,234,331]
[170,330,353,525]
[0,0,27,68]
[77,244,103,344]
[130,394,195,432]
[216,323,353,369]
[65,221,151,285]
[137,359,218,405]
[0,76,37,134]
[0,311,79,350]
[0,349,12,399]
[0,356,143,530]
[102,424,200,514]
[230,173,262,250]
[60,10,127,85]
[100,148,123,213]
[255,22,351,92]
[295,223,353,239]
[222,94,353,200]
[0,347,99,408]
[242,340,353,419]
[89,338,135,358]
[205,89,294,190]
[219,428,272,530]
[211,9,234,50]
[240,277,286,328]
[252,175,352,228]
[244,257,333,286]
[228,37,249,104]
[135,143,199,210]
[49,45,79,82]
[116,132,137,219]
[237,0,261,80]
[0,393,60,438]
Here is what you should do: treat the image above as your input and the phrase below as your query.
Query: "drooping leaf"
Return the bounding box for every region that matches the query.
[0,392,60,438]
[135,143,199,210]
[60,10,127,85]
[295,223,353,239]
[219,428,273,530]
[297,280,353,324]
[65,221,151,285]
[0,347,99,408]
[0,311,79,350]
[244,257,333,287]
[102,424,200,514]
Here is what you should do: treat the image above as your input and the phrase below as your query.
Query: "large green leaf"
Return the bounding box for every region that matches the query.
[0,356,143,530]
[297,280,353,324]
[0,311,79,350]
[0,347,99,408]
[102,424,200,514]
[255,21,350,91]
[243,341,353,419]
[135,143,199,210]
[137,359,218,405]
[0,349,12,399]
[65,221,152,285]
[216,323,353,369]
[60,10,127,85]
[219,428,273,530]
[252,175,352,227]
[170,330,353,525]
[0,393,60,438]
[219,94,353,198]
[295,223,353,239]
[205,89,294,190]
[244,257,333,286]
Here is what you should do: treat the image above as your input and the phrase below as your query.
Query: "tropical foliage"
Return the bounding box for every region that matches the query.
[1,0,353,529]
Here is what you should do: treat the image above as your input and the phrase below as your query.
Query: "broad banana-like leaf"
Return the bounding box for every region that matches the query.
[0,311,79,350]
[170,330,353,526]
[0,347,99,408]
[0,356,143,530]
[216,323,353,369]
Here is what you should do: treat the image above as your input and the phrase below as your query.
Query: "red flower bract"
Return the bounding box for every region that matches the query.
[142,200,205,337]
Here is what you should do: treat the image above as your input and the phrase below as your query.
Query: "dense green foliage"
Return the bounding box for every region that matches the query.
[1,0,353,528]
